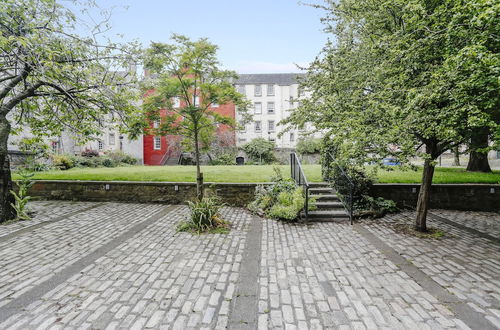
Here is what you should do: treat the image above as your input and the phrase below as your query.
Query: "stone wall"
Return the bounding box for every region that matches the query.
[369,183,500,211]
[26,180,500,211]
[28,181,262,207]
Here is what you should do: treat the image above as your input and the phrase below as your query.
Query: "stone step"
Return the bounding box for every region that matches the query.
[309,187,333,194]
[310,194,340,201]
[314,201,344,209]
[304,210,349,219]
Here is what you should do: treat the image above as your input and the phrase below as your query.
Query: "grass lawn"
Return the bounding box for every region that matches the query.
[15,165,500,184]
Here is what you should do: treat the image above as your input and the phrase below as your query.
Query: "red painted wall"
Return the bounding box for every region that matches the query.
[143,103,236,165]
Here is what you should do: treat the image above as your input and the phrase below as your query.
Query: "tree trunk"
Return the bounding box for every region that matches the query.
[0,116,15,222]
[466,128,491,172]
[452,146,460,166]
[194,128,203,201]
[415,158,435,232]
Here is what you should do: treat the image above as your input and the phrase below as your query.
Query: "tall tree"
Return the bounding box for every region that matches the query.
[0,0,140,221]
[141,35,249,200]
[284,0,499,231]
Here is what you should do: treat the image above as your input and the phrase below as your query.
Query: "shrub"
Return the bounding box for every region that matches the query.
[210,153,236,165]
[10,168,34,221]
[242,138,276,164]
[52,154,75,170]
[106,151,137,165]
[101,157,116,168]
[81,149,99,157]
[248,167,313,221]
[296,137,322,155]
[178,197,229,234]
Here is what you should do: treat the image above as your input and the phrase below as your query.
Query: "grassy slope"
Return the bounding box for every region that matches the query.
[15,165,500,184]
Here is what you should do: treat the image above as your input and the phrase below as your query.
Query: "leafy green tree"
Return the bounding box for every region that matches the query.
[0,0,140,221]
[242,138,276,164]
[140,35,249,200]
[284,0,499,231]
[296,137,322,155]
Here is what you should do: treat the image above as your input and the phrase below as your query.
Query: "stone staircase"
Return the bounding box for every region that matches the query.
[303,182,349,222]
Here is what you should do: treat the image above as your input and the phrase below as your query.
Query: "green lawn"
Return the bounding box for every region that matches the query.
[14,165,500,184]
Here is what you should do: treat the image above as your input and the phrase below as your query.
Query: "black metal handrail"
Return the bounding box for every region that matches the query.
[324,153,354,225]
[290,153,310,221]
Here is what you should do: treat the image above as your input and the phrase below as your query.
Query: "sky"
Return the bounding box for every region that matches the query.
[80,0,328,73]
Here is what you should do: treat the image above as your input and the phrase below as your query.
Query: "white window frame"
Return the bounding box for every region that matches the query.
[153,120,160,128]
[254,102,262,114]
[254,121,262,132]
[173,97,180,108]
[153,136,161,150]
[194,95,200,106]
[267,102,275,114]
[290,132,295,142]
[211,102,219,108]
[254,85,262,96]
[238,85,246,96]
[268,120,275,132]
[98,140,104,150]
[267,84,274,96]
[109,133,115,145]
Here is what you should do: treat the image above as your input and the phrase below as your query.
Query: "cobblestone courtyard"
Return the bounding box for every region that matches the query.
[0,201,498,329]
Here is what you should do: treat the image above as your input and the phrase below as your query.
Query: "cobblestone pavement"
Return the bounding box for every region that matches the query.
[430,209,500,238]
[0,202,498,329]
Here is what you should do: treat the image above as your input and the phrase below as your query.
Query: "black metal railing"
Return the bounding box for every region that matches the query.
[290,153,310,221]
[324,153,354,225]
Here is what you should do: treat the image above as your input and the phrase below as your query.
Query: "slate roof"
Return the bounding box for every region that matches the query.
[235,73,305,86]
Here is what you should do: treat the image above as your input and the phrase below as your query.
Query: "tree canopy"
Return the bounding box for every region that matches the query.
[284,0,499,230]
[0,0,140,221]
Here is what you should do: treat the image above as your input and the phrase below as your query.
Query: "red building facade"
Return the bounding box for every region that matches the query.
[143,103,235,165]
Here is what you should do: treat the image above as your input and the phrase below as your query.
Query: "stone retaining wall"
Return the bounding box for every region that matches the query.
[370,183,499,211]
[27,180,499,211]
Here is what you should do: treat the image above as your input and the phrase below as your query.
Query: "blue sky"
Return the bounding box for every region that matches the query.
[85,0,328,73]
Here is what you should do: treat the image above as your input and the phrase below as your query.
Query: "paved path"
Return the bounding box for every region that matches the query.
[0,201,498,329]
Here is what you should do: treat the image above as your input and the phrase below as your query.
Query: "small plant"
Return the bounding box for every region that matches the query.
[52,154,75,170]
[178,197,229,234]
[81,149,99,157]
[210,153,236,165]
[10,167,35,221]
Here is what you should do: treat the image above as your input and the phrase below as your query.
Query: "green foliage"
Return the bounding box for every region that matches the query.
[248,167,307,221]
[52,154,75,170]
[361,196,398,214]
[105,151,138,165]
[178,197,229,234]
[296,138,322,155]
[242,138,276,164]
[210,153,236,165]
[10,168,34,221]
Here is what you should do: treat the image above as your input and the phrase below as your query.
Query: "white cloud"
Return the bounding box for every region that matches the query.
[228,61,308,74]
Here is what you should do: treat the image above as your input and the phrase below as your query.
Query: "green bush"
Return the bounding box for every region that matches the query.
[52,154,75,170]
[178,197,229,234]
[248,167,312,221]
[101,157,116,168]
[242,138,276,164]
[210,153,236,165]
[105,151,137,165]
[296,137,322,155]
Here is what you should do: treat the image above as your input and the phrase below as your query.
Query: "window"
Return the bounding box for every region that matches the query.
[239,121,246,132]
[211,102,219,108]
[173,97,180,108]
[153,136,161,150]
[98,140,104,150]
[254,102,262,114]
[298,88,304,97]
[268,120,275,132]
[238,85,246,96]
[267,102,275,114]
[153,120,160,128]
[109,133,115,145]
[194,95,200,106]
[254,121,262,132]
[238,138,247,143]
[267,84,274,96]
[290,133,295,142]
[254,85,262,96]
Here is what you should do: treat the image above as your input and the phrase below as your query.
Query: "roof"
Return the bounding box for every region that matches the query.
[235,73,305,86]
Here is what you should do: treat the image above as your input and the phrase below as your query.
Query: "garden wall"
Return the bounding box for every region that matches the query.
[28,180,261,207]
[369,183,499,211]
[27,181,499,211]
